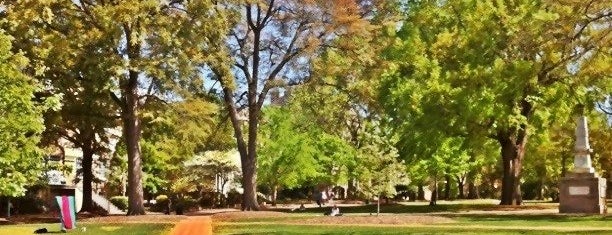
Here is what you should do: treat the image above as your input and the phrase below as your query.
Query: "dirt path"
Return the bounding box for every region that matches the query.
[169,216,212,235]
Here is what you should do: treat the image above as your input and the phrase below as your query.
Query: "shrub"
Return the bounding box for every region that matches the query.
[175,196,198,215]
[109,196,128,211]
[156,195,169,204]
[227,190,242,207]
[151,194,169,212]
[199,192,214,208]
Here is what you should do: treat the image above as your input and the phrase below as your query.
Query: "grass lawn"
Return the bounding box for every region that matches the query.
[215,224,612,235]
[272,200,558,214]
[0,223,173,235]
[217,200,612,234]
[215,214,612,235]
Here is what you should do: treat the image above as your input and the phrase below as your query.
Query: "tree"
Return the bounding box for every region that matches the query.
[383,0,611,205]
[353,129,406,215]
[183,150,240,207]
[3,0,120,213]
[37,39,119,213]
[0,31,57,197]
[139,98,217,197]
[258,107,320,205]
[4,0,234,214]
[213,0,381,210]
[587,111,612,190]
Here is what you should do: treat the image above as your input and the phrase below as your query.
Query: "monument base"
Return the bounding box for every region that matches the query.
[559,173,607,214]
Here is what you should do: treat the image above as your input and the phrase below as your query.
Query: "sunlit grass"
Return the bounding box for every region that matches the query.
[0,223,173,235]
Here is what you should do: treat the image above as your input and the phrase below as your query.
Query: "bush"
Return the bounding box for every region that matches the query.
[175,196,198,215]
[199,192,214,208]
[110,196,128,211]
[227,190,242,207]
[151,194,169,212]
[156,195,169,204]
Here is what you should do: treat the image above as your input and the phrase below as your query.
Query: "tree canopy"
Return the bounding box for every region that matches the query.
[0,0,609,213]
[0,31,58,197]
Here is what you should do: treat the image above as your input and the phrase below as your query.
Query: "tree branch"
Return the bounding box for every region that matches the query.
[109,91,126,110]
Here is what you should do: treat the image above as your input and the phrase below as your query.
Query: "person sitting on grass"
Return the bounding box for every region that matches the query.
[324,204,342,216]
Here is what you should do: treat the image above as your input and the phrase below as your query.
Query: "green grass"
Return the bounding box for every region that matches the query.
[450,214,612,227]
[214,224,612,235]
[215,213,612,235]
[271,202,557,215]
[0,223,173,235]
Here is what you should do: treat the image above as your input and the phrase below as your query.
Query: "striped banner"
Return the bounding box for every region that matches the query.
[55,196,77,230]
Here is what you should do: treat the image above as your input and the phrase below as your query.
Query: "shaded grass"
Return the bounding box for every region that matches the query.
[270,202,557,215]
[214,224,612,235]
[450,214,612,227]
[220,213,611,228]
[0,223,173,235]
[216,210,611,235]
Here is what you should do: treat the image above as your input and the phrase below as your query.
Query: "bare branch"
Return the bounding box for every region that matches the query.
[597,101,612,115]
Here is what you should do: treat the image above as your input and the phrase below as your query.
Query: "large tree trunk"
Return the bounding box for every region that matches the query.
[347,178,357,199]
[417,184,425,201]
[467,180,480,199]
[444,174,451,200]
[457,176,465,199]
[122,24,145,215]
[124,70,145,215]
[219,82,258,210]
[238,17,266,211]
[467,169,479,199]
[80,143,94,213]
[497,130,527,206]
[271,185,278,206]
[241,152,259,210]
[429,179,437,206]
[536,177,544,200]
[498,99,532,205]
[240,95,261,211]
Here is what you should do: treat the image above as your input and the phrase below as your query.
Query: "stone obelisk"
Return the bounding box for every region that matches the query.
[559,116,607,214]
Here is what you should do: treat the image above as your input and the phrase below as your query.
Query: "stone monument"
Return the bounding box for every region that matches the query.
[559,116,607,214]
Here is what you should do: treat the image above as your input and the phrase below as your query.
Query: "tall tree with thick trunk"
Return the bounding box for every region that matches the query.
[382,0,610,205]
[6,11,119,212]
[214,0,376,210]
[5,0,234,215]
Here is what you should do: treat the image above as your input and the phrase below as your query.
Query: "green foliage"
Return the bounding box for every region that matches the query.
[139,98,218,195]
[259,93,409,200]
[589,113,612,179]
[155,194,169,202]
[353,129,407,199]
[182,150,240,193]
[105,146,128,197]
[309,131,358,186]
[0,31,56,197]
[381,0,611,202]
[151,194,169,212]
[110,196,128,211]
[258,106,318,189]
[258,105,358,191]
[175,196,198,212]
[4,0,236,213]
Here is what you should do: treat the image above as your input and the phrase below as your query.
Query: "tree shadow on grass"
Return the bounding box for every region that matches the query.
[269,203,557,214]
